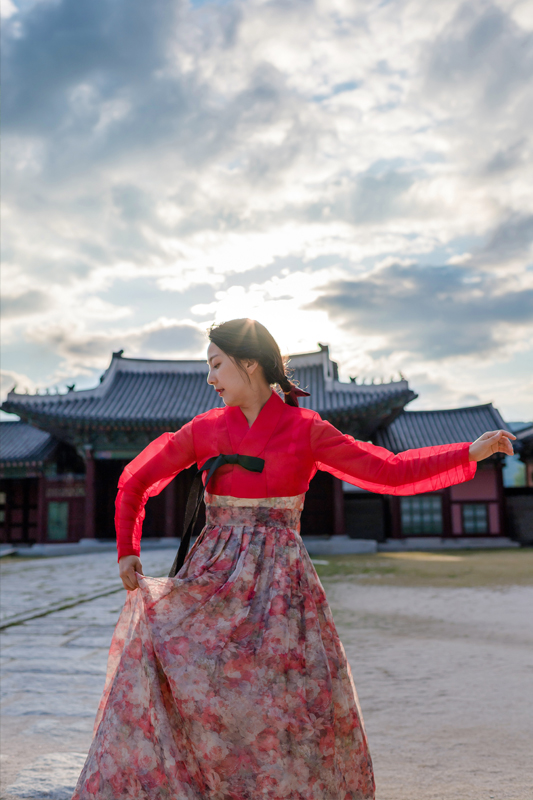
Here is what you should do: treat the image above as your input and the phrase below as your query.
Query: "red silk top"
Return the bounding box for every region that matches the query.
[116,389,476,559]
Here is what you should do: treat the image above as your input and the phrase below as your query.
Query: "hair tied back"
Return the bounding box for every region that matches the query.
[283,383,311,407]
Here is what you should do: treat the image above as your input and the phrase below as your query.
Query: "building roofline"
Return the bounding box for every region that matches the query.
[515,424,533,441]
[4,346,411,408]
[0,420,57,464]
[399,403,502,416]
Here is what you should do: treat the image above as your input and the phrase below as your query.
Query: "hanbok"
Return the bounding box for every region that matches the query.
[72,390,476,800]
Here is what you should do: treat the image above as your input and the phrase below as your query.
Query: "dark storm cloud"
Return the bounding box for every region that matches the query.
[422,1,533,109]
[307,263,533,360]
[1,290,51,319]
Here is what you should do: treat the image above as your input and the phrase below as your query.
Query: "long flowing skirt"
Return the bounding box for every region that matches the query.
[72,493,375,799]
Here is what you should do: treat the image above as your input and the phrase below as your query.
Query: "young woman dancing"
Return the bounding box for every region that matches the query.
[72,318,515,800]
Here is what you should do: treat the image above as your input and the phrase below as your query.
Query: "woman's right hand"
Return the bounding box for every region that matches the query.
[118,555,144,591]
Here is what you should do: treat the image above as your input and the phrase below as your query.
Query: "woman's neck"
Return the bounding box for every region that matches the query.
[239,386,273,427]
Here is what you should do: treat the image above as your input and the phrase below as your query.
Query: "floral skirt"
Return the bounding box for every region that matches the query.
[72,493,375,800]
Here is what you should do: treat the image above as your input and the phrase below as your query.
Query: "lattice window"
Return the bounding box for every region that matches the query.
[400,495,443,535]
[462,503,488,534]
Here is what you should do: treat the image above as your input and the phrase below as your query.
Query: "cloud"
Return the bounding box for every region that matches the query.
[25,318,208,375]
[1,368,37,399]
[0,290,51,319]
[476,212,533,265]
[421,1,533,111]
[141,322,207,354]
[1,0,532,420]
[306,262,533,360]
[485,138,530,174]
[2,0,181,137]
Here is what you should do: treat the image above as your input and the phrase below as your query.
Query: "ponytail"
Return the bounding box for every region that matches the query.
[277,374,311,408]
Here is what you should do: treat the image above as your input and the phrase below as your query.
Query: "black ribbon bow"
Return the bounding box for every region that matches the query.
[168,453,265,577]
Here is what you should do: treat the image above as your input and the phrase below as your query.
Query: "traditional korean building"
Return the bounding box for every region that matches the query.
[2,345,524,547]
[0,422,85,545]
[1,346,415,545]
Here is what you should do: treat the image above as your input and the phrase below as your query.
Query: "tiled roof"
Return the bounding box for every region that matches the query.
[375,404,508,452]
[2,347,415,434]
[0,422,56,464]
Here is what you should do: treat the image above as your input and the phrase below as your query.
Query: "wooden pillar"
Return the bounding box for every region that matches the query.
[37,473,47,543]
[84,446,96,539]
[164,483,176,538]
[332,476,345,536]
[390,496,402,538]
[442,488,452,537]
[496,460,506,537]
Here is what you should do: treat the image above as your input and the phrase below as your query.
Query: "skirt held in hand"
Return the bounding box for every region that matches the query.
[72,492,375,800]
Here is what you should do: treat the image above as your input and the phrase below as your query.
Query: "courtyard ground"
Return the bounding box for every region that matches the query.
[1,549,532,800]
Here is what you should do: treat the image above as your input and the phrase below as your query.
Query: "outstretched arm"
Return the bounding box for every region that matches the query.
[310,415,481,495]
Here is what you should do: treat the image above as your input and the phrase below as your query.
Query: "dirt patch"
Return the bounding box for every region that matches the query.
[313,547,533,588]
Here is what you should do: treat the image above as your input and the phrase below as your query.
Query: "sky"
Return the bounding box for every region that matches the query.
[1,0,532,422]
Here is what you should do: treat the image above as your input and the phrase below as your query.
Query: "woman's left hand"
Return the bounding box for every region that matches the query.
[468,430,516,462]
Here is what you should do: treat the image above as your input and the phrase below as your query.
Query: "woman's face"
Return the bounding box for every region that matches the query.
[206,342,253,406]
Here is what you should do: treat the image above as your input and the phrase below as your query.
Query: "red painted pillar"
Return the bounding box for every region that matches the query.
[332,476,345,536]
[496,460,506,537]
[84,446,96,539]
[37,473,47,543]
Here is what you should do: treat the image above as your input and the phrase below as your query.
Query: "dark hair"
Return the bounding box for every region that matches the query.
[207,318,304,407]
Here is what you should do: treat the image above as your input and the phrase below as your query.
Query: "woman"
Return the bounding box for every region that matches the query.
[72,318,515,800]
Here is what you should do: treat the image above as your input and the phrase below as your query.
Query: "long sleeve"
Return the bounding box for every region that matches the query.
[115,421,197,560]
[310,415,477,495]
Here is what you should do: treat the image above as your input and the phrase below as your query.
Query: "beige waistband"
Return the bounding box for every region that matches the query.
[204,492,305,511]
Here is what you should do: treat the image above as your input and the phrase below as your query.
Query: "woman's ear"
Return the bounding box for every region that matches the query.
[245,359,259,376]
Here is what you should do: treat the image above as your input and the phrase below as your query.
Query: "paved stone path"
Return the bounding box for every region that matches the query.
[0,550,178,627]
[1,550,176,799]
[1,552,532,800]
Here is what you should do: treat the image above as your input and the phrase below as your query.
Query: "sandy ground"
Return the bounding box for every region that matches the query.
[1,550,532,800]
[325,581,533,800]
